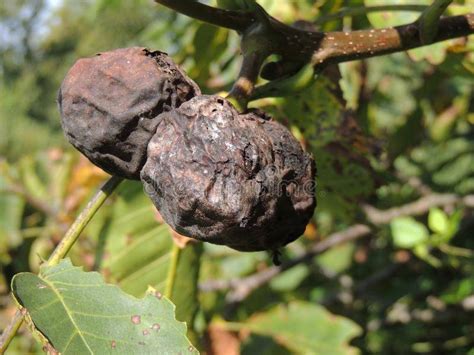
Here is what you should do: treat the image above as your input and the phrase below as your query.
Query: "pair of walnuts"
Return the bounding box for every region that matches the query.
[58,47,316,252]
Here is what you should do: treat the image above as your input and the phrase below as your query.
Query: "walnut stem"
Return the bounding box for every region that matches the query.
[227,51,267,109]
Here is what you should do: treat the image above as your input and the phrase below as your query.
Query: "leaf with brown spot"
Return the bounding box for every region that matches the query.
[12,259,196,354]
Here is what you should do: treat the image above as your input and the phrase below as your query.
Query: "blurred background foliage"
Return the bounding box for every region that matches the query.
[1,0,473,354]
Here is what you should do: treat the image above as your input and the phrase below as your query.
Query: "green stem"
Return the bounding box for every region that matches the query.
[227,50,268,111]
[48,176,123,265]
[315,5,428,25]
[419,0,453,44]
[0,309,24,354]
[164,244,182,299]
[0,175,123,353]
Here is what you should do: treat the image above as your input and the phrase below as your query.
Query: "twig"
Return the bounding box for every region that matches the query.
[48,176,123,265]
[0,309,25,355]
[155,1,473,69]
[363,194,474,226]
[1,185,57,218]
[321,262,404,306]
[0,176,123,353]
[200,193,474,302]
[164,244,181,299]
[418,0,453,44]
[154,0,253,31]
[395,173,432,196]
[227,51,267,109]
[200,225,372,302]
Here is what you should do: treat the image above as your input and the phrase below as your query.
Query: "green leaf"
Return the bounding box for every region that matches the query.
[168,242,203,334]
[228,301,362,354]
[190,23,229,83]
[107,224,174,292]
[317,242,355,274]
[414,244,441,268]
[12,259,197,354]
[428,208,449,235]
[269,264,309,292]
[408,41,452,65]
[390,217,429,249]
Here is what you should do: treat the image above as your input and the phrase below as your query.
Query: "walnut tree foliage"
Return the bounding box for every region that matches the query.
[0,0,473,354]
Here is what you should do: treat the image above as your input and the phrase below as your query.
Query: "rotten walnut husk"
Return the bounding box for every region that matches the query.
[58,47,200,179]
[141,95,316,252]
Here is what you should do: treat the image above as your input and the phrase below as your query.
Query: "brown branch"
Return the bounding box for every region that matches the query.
[1,185,57,218]
[156,1,473,67]
[200,193,474,302]
[154,0,253,31]
[363,194,474,225]
[313,14,474,65]
[321,262,404,306]
[200,224,372,302]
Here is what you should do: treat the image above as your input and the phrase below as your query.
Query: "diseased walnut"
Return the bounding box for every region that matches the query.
[58,47,200,179]
[141,95,316,251]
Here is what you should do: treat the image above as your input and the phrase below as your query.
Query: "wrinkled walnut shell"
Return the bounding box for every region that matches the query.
[58,47,200,179]
[141,95,316,251]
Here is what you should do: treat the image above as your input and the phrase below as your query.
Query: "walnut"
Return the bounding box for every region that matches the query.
[141,95,316,251]
[58,47,200,179]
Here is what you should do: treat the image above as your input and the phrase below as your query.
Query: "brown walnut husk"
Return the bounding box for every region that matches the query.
[141,95,316,252]
[58,47,200,179]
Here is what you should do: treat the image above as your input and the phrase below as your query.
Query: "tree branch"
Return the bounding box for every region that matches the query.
[1,185,57,218]
[313,14,474,66]
[155,1,473,68]
[363,194,474,226]
[200,224,372,302]
[154,0,253,31]
[200,193,474,302]
[155,1,472,103]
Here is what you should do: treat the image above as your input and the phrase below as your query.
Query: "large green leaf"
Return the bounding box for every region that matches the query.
[228,301,362,354]
[12,259,197,354]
